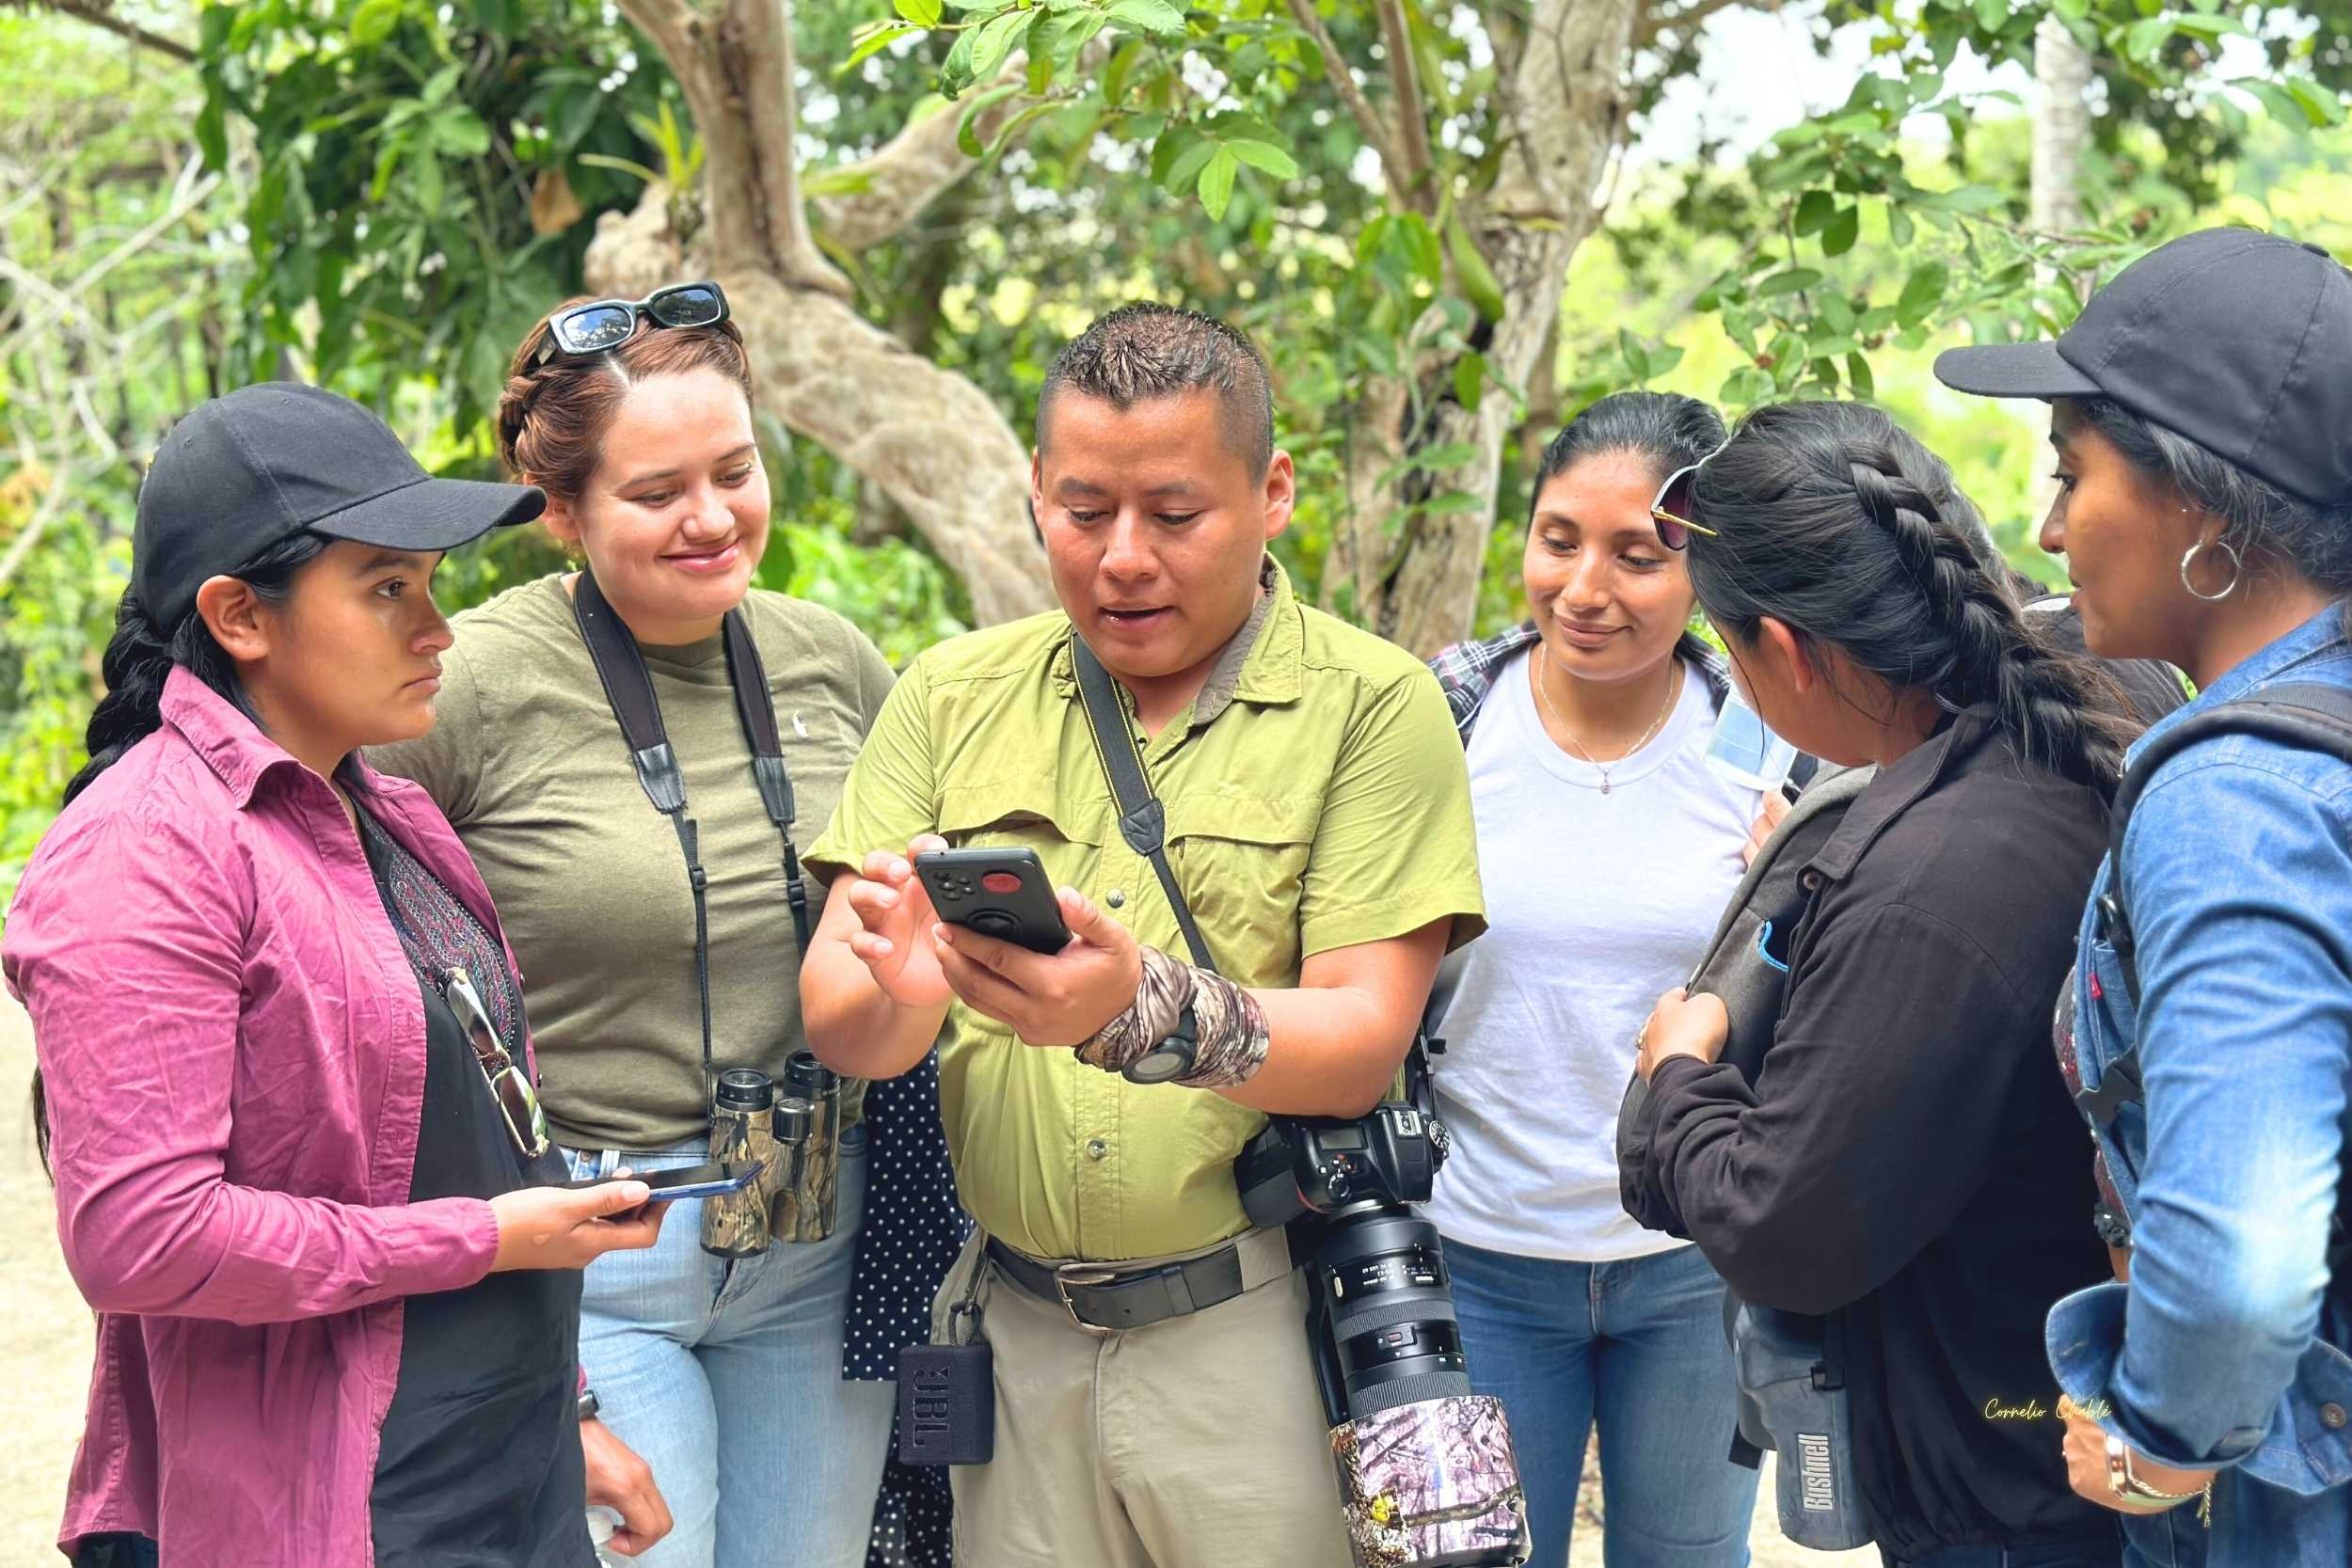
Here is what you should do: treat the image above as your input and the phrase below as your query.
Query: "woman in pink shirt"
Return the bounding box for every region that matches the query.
[4,385,672,1568]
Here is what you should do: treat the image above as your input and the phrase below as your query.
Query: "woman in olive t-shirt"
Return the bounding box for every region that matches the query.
[375,296,960,1568]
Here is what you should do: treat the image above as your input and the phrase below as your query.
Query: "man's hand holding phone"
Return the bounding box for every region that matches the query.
[931,886,1141,1050]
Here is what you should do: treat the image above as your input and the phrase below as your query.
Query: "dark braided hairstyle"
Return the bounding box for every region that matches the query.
[1684,401,2129,792]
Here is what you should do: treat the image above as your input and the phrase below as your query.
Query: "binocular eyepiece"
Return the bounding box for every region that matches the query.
[701,1052,842,1259]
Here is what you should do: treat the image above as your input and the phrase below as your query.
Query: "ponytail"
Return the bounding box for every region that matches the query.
[1685,401,2130,793]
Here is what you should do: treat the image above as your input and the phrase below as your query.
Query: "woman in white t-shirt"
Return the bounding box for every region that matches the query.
[1427,391,1763,1568]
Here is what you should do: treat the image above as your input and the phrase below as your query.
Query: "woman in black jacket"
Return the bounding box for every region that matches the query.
[1621,401,2129,1568]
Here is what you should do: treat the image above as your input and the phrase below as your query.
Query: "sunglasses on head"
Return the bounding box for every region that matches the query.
[1650,437,1731,552]
[533,281,730,366]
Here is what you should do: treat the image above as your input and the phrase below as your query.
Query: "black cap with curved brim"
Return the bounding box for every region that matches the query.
[1933,227,2352,508]
[133,382,546,630]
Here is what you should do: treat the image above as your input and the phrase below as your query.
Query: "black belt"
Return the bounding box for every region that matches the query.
[986,1237,1251,1334]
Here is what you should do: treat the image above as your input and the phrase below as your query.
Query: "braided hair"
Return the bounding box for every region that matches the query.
[496,297,753,499]
[1684,401,2129,792]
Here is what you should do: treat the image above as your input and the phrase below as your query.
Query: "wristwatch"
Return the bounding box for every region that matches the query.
[1120,1001,1200,1085]
[579,1388,601,1423]
[2106,1435,2211,1519]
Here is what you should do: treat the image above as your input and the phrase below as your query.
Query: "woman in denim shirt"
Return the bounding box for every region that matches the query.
[1939,228,2352,1566]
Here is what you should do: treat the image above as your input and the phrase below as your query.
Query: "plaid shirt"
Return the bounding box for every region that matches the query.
[1429,623,1730,740]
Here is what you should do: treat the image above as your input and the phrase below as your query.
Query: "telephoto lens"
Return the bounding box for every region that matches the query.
[1308,1203,1529,1568]
[701,1069,776,1259]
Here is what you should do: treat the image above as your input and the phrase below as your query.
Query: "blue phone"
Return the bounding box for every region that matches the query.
[561,1159,763,1203]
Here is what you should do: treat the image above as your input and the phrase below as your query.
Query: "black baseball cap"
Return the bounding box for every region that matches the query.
[133,382,546,629]
[1934,228,2352,507]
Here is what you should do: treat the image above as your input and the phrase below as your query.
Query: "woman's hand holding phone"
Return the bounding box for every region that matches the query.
[486,1178,666,1273]
[842,833,955,1008]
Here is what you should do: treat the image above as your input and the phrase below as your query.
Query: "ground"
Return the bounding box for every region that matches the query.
[0,995,1865,1567]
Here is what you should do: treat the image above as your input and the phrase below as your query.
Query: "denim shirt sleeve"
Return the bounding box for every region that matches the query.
[2054,748,2352,1471]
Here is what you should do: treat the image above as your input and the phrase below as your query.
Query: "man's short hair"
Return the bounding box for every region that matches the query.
[1036,303,1275,479]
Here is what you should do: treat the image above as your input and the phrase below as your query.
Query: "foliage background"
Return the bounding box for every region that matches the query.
[5,0,2352,906]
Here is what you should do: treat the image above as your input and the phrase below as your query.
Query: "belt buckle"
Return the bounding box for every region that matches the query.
[1053,1263,1119,1335]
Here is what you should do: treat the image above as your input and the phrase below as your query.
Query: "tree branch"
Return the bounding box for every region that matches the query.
[1284,0,1411,207]
[812,61,1038,254]
[723,0,851,297]
[1375,0,1436,210]
[23,0,196,63]
[1632,0,1776,49]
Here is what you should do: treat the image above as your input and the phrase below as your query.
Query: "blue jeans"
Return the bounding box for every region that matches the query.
[1446,1237,1756,1568]
[564,1128,894,1568]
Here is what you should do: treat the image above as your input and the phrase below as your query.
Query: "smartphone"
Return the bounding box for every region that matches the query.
[913,847,1073,955]
[560,1159,764,1203]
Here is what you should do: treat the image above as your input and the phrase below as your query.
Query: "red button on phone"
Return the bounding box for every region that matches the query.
[980,871,1023,895]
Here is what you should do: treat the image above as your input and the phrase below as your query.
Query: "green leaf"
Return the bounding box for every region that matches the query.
[938,25,980,94]
[2235,77,2309,124]
[430,106,491,157]
[1041,10,1105,72]
[351,0,404,47]
[1395,214,1443,288]
[956,85,1023,157]
[1971,0,2008,34]
[1758,268,1822,296]
[1161,136,1218,194]
[1820,203,1860,257]
[1413,441,1482,471]
[1197,147,1239,220]
[967,8,1032,85]
[1618,327,1650,381]
[1793,189,1835,237]
[896,0,944,24]
[1225,139,1299,180]
[841,22,924,72]
[1888,200,1915,248]
[1847,352,1876,401]
[1896,261,1948,327]
[2287,78,2346,127]
[1446,215,1505,323]
[1822,110,1880,136]
[1103,39,1144,104]
[1105,0,1187,40]
[1453,353,1486,414]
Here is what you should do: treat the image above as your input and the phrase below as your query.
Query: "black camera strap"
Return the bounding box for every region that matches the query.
[571,570,813,1094]
[1071,633,1218,974]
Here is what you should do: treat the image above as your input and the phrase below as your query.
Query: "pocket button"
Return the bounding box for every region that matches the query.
[2323,1402,2347,1430]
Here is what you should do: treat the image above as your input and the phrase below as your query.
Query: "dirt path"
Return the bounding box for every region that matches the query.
[2,993,96,1563]
[0,992,1864,1566]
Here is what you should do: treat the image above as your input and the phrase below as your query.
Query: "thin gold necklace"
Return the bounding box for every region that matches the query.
[1533,647,1679,796]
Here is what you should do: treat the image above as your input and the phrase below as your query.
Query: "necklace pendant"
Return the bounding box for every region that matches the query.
[1600,777,1612,796]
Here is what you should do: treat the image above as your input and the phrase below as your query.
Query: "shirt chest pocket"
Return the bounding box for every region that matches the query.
[1163,793,1318,986]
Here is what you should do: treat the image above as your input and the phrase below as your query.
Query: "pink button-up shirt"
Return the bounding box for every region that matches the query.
[4,668,527,1566]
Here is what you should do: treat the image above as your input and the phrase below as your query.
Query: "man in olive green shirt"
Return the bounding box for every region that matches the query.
[802,304,1483,1568]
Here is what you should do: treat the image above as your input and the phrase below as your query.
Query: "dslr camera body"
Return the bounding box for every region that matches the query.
[1235,1047,1530,1568]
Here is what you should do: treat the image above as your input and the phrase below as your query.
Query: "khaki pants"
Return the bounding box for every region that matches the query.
[932,1228,1357,1568]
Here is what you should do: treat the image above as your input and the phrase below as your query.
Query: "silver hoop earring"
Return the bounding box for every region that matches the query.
[2181,538,2243,602]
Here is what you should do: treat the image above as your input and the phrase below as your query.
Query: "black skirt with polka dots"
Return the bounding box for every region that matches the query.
[850,1049,969,1568]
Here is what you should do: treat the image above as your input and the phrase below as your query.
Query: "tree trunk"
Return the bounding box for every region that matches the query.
[1327,0,1641,658]
[2030,15,2091,255]
[603,0,1053,627]
[2027,15,2092,528]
